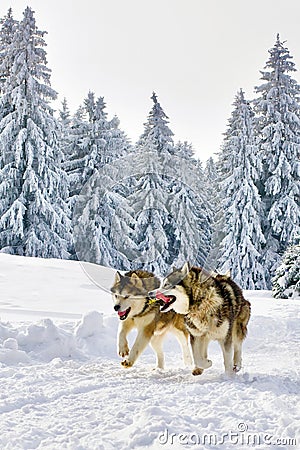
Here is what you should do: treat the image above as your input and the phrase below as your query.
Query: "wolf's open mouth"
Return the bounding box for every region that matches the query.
[155,291,176,311]
[118,307,131,320]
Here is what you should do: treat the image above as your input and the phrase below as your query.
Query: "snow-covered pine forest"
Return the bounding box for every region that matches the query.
[0,9,299,297]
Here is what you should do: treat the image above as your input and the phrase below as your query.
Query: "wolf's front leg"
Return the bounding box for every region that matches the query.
[122,324,155,368]
[190,335,212,376]
[150,334,165,369]
[118,319,134,357]
[173,328,193,367]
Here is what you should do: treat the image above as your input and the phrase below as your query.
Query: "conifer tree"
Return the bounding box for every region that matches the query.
[175,141,194,159]
[254,35,300,280]
[71,94,131,266]
[128,173,172,274]
[63,105,88,204]
[218,90,267,289]
[132,94,212,274]
[0,8,17,93]
[0,7,70,258]
[168,178,211,268]
[129,93,177,274]
[64,92,130,204]
[136,92,174,154]
[272,239,300,298]
[205,157,218,209]
[58,98,72,161]
[74,178,136,269]
[204,156,223,269]
[81,92,110,182]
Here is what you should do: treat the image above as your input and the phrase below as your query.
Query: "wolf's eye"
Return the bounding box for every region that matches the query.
[122,295,129,299]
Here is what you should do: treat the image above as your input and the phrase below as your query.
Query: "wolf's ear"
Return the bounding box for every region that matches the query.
[224,270,231,278]
[131,273,142,281]
[115,271,122,283]
[182,261,190,276]
[131,273,142,284]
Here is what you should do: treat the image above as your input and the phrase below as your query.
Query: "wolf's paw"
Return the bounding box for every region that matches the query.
[233,364,241,373]
[121,359,133,368]
[118,344,129,357]
[192,367,204,376]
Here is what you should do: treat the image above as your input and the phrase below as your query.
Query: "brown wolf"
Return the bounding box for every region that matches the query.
[111,269,192,369]
[149,262,251,376]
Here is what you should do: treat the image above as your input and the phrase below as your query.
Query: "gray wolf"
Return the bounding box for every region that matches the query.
[111,269,192,369]
[149,262,251,376]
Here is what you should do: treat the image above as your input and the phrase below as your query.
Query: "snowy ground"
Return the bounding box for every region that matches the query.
[0,254,299,450]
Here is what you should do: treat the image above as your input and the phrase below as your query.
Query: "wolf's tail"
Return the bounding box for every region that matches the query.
[236,300,251,340]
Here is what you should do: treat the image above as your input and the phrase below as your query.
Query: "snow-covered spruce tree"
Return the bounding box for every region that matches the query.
[56,98,77,259]
[168,165,212,269]
[218,90,267,289]
[195,159,215,264]
[124,93,174,274]
[168,150,213,269]
[272,239,300,298]
[214,118,242,267]
[0,8,18,125]
[106,115,131,164]
[205,157,220,230]
[254,35,300,282]
[0,8,17,93]
[130,93,213,275]
[83,92,131,169]
[204,156,223,269]
[58,97,72,161]
[128,93,178,274]
[136,92,174,154]
[0,7,70,258]
[63,104,88,203]
[71,93,133,267]
[64,92,130,204]
[75,181,137,269]
[175,140,194,160]
[64,92,106,205]
[81,92,108,180]
[127,173,172,275]
[205,156,219,210]
[169,140,198,266]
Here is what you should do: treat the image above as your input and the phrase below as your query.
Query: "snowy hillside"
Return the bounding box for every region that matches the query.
[0,254,299,449]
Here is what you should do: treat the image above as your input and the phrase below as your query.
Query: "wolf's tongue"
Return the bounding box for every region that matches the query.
[155,291,171,303]
[118,309,128,317]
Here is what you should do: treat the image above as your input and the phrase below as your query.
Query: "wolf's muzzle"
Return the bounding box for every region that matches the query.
[114,304,121,311]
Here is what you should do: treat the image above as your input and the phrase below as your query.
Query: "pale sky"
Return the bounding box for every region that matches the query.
[1,0,300,160]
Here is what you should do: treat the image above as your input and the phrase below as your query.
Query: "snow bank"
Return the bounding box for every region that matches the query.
[0,312,117,366]
[75,310,117,357]
[0,337,30,365]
